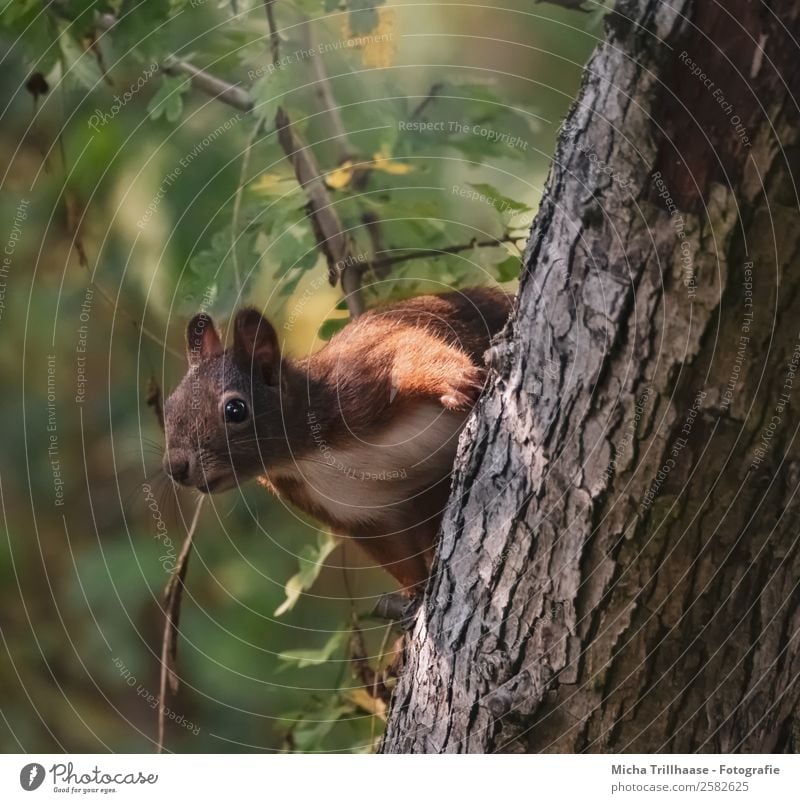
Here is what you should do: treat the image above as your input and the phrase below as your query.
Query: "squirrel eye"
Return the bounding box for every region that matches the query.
[224,398,248,424]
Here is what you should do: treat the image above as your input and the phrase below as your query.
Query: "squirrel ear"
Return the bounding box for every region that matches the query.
[233,308,280,383]
[186,313,222,365]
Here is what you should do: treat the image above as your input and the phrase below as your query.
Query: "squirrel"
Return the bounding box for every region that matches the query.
[162,287,513,593]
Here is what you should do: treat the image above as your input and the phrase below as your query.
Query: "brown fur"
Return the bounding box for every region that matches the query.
[163,287,513,592]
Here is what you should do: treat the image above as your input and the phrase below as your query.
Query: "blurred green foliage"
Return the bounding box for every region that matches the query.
[0,0,599,752]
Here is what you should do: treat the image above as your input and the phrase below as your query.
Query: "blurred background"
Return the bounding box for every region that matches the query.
[0,0,599,752]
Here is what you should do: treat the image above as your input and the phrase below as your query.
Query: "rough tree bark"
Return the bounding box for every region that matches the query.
[381,0,800,753]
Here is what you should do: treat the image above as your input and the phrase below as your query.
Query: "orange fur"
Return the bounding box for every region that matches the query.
[165,287,513,593]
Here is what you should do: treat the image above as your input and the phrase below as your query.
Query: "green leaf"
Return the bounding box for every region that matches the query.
[59,27,104,91]
[494,254,522,282]
[277,631,345,670]
[317,317,349,341]
[265,222,318,278]
[360,194,441,221]
[146,74,190,122]
[274,531,339,617]
[281,698,355,752]
[106,3,173,63]
[468,182,531,214]
[185,225,258,312]
[356,195,445,250]
[1,2,60,75]
[251,67,293,126]
[0,0,39,26]
[397,80,540,162]
[277,271,305,298]
[249,200,321,296]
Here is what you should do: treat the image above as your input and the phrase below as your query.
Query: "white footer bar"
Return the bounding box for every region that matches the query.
[1,754,797,802]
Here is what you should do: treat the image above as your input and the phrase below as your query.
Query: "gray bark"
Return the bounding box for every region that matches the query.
[381,0,800,753]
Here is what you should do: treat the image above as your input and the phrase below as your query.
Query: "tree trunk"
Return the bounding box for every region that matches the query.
[381,0,800,754]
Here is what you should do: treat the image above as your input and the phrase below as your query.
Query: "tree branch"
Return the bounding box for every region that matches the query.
[261,0,281,65]
[94,12,254,112]
[95,3,363,315]
[300,17,357,163]
[162,56,254,113]
[274,108,363,316]
[262,2,364,317]
[93,3,437,317]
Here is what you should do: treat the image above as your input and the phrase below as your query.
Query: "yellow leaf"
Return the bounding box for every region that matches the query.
[250,173,289,194]
[360,9,398,68]
[324,160,355,190]
[340,8,398,69]
[371,146,414,176]
[345,688,388,720]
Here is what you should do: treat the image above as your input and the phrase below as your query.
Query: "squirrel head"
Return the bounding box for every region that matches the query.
[162,308,288,493]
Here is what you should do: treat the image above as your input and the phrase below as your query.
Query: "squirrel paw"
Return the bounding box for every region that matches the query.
[440,365,487,410]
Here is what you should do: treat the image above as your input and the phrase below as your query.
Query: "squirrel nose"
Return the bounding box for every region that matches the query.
[164,452,191,484]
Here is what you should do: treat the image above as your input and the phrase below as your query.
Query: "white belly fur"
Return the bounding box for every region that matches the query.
[272,402,467,529]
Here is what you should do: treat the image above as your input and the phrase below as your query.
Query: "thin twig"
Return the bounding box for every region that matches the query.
[349,617,390,703]
[145,377,165,432]
[410,82,445,120]
[162,56,254,113]
[372,235,521,271]
[297,14,372,308]
[157,496,205,753]
[274,111,362,305]
[231,119,263,295]
[87,277,183,359]
[534,0,595,12]
[371,622,394,747]
[94,12,254,113]
[262,0,282,65]
[63,180,183,358]
[94,3,364,315]
[362,210,390,279]
[49,50,182,360]
[301,16,356,163]
[339,540,357,618]
[262,2,364,317]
